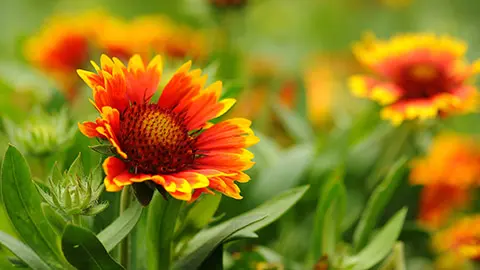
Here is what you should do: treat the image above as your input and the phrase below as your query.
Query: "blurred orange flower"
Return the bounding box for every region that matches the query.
[410,133,480,228]
[91,15,148,60]
[349,33,480,126]
[433,215,480,261]
[24,11,100,100]
[78,54,258,202]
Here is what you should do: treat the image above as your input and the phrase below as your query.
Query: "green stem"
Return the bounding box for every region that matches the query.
[378,242,406,270]
[366,122,415,190]
[119,186,132,268]
[72,215,81,226]
[146,194,183,270]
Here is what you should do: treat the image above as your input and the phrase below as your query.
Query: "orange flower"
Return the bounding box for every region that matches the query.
[410,133,480,228]
[349,33,480,126]
[24,11,98,100]
[78,55,258,201]
[147,17,208,61]
[433,215,480,261]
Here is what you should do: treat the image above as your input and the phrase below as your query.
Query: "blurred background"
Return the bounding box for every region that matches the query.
[1,0,480,269]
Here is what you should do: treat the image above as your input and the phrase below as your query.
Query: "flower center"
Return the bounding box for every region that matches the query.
[397,63,454,100]
[119,104,196,174]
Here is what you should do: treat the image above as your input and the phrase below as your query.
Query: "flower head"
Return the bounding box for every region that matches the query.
[3,107,76,157]
[410,133,480,228]
[349,33,480,125]
[433,215,480,261]
[78,54,258,202]
[24,11,98,100]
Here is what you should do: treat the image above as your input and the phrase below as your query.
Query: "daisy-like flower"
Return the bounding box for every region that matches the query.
[24,11,101,100]
[78,54,258,202]
[349,33,480,126]
[433,215,480,261]
[410,133,480,228]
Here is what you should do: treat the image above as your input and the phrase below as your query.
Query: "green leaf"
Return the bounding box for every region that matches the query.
[174,214,266,270]
[97,201,143,252]
[41,203,67,236]
[353,157,407,251]
[131,182,155,206]
[198,244,223,270]
[182,186,309,257]
[67,153,84,178]
[61,224,124,270]
[220,82,243,99]
[89,145,115,156]
[272,102,314,143]
[184,193,222,230]
[344,208,408,270]
[0,231,50,270]
[310,169,346,261]
[1,145,64,267]
[146,194,184,270]
[252,144,314,203]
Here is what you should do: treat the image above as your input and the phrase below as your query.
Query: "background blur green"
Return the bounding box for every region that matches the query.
[2,0,480,269]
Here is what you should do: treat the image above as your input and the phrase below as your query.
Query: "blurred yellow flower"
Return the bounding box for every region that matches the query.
[433,215,480,261]
[91,15,149,60]
[93,15,208,61]
[349,32,480,126]
[410,133,480,228]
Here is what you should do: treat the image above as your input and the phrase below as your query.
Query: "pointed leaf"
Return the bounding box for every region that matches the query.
[1,145,64,267]
[89,145,114,155]
[131,182,155,206]
[311,169,346,261]
[67,153,84,178]
[174,214,266,270]
[97,201,143,252]
[252,145,314,203]
[147,194,184,270]
[185,193,222,230]
[272,103,314,143]
[0,231,50,270]
[345,208,408,270]
[41,203,67,236]
[353,157,407,251]
[183,186,309,256]
[62,224,124,270]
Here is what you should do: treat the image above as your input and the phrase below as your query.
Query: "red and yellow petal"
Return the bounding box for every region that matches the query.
[417,184,470,229]
[157,61,207,111]
[124,54,163,104]
[78,121,105,138]
[381,99,440,126]
[433,215,480,260]
[102,157,126,192]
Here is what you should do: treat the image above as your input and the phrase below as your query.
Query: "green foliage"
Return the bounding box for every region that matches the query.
[97,201,143,252]
[146,195,184,270]
[0,231,50,270]
[3,107,75,157]
[178,186,309,269]
[61,224,124,270]
[1,145,66,268]
[344,208,408,270]
[310,168,346,263]
[353,157,408,251]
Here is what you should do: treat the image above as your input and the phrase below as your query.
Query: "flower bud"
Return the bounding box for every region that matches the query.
[36,154,108,216]
[3,107,76,157]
